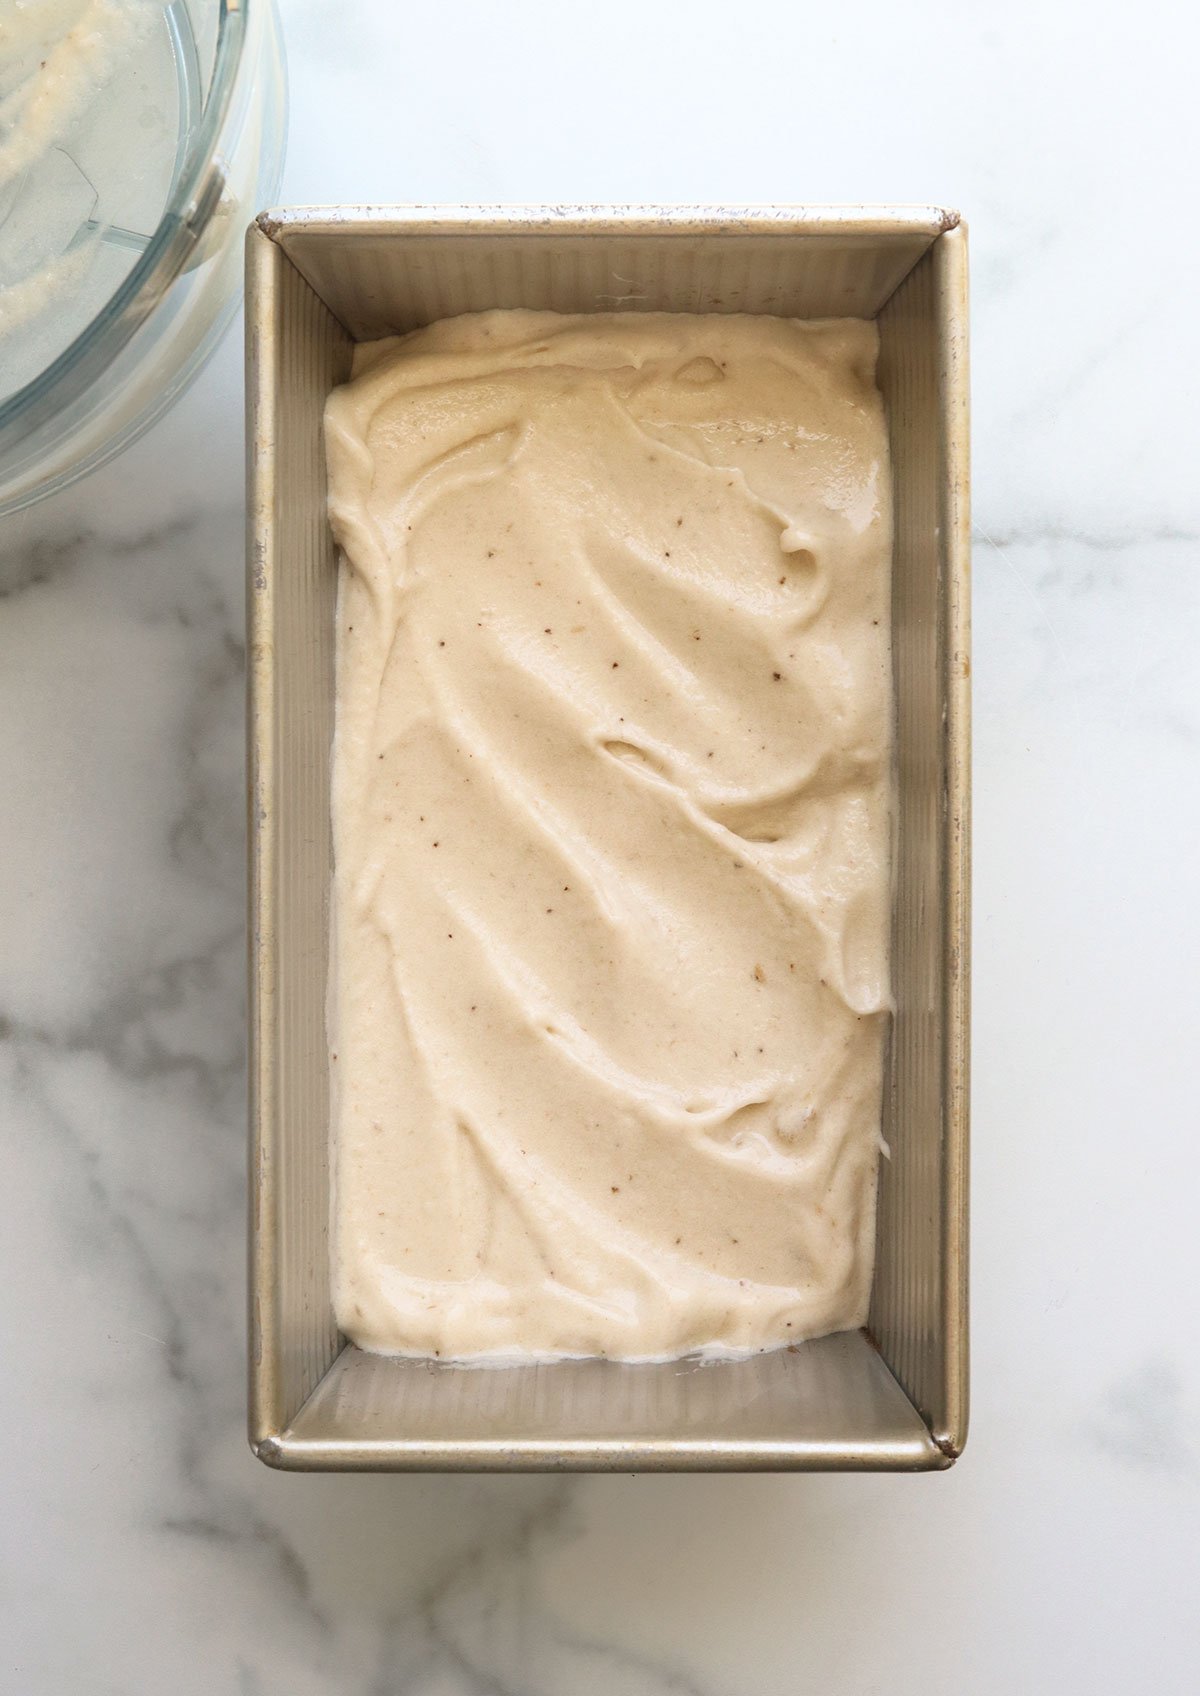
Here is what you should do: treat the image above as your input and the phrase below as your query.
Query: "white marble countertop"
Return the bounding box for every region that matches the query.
[3,1,1198,1690]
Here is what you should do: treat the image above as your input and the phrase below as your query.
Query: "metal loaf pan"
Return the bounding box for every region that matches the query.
[247,206,970,1471]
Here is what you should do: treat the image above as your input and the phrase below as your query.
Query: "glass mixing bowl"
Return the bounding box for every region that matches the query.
[0,0,286,513]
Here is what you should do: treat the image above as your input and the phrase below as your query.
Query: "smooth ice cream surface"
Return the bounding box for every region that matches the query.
[324,309,893,1362]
